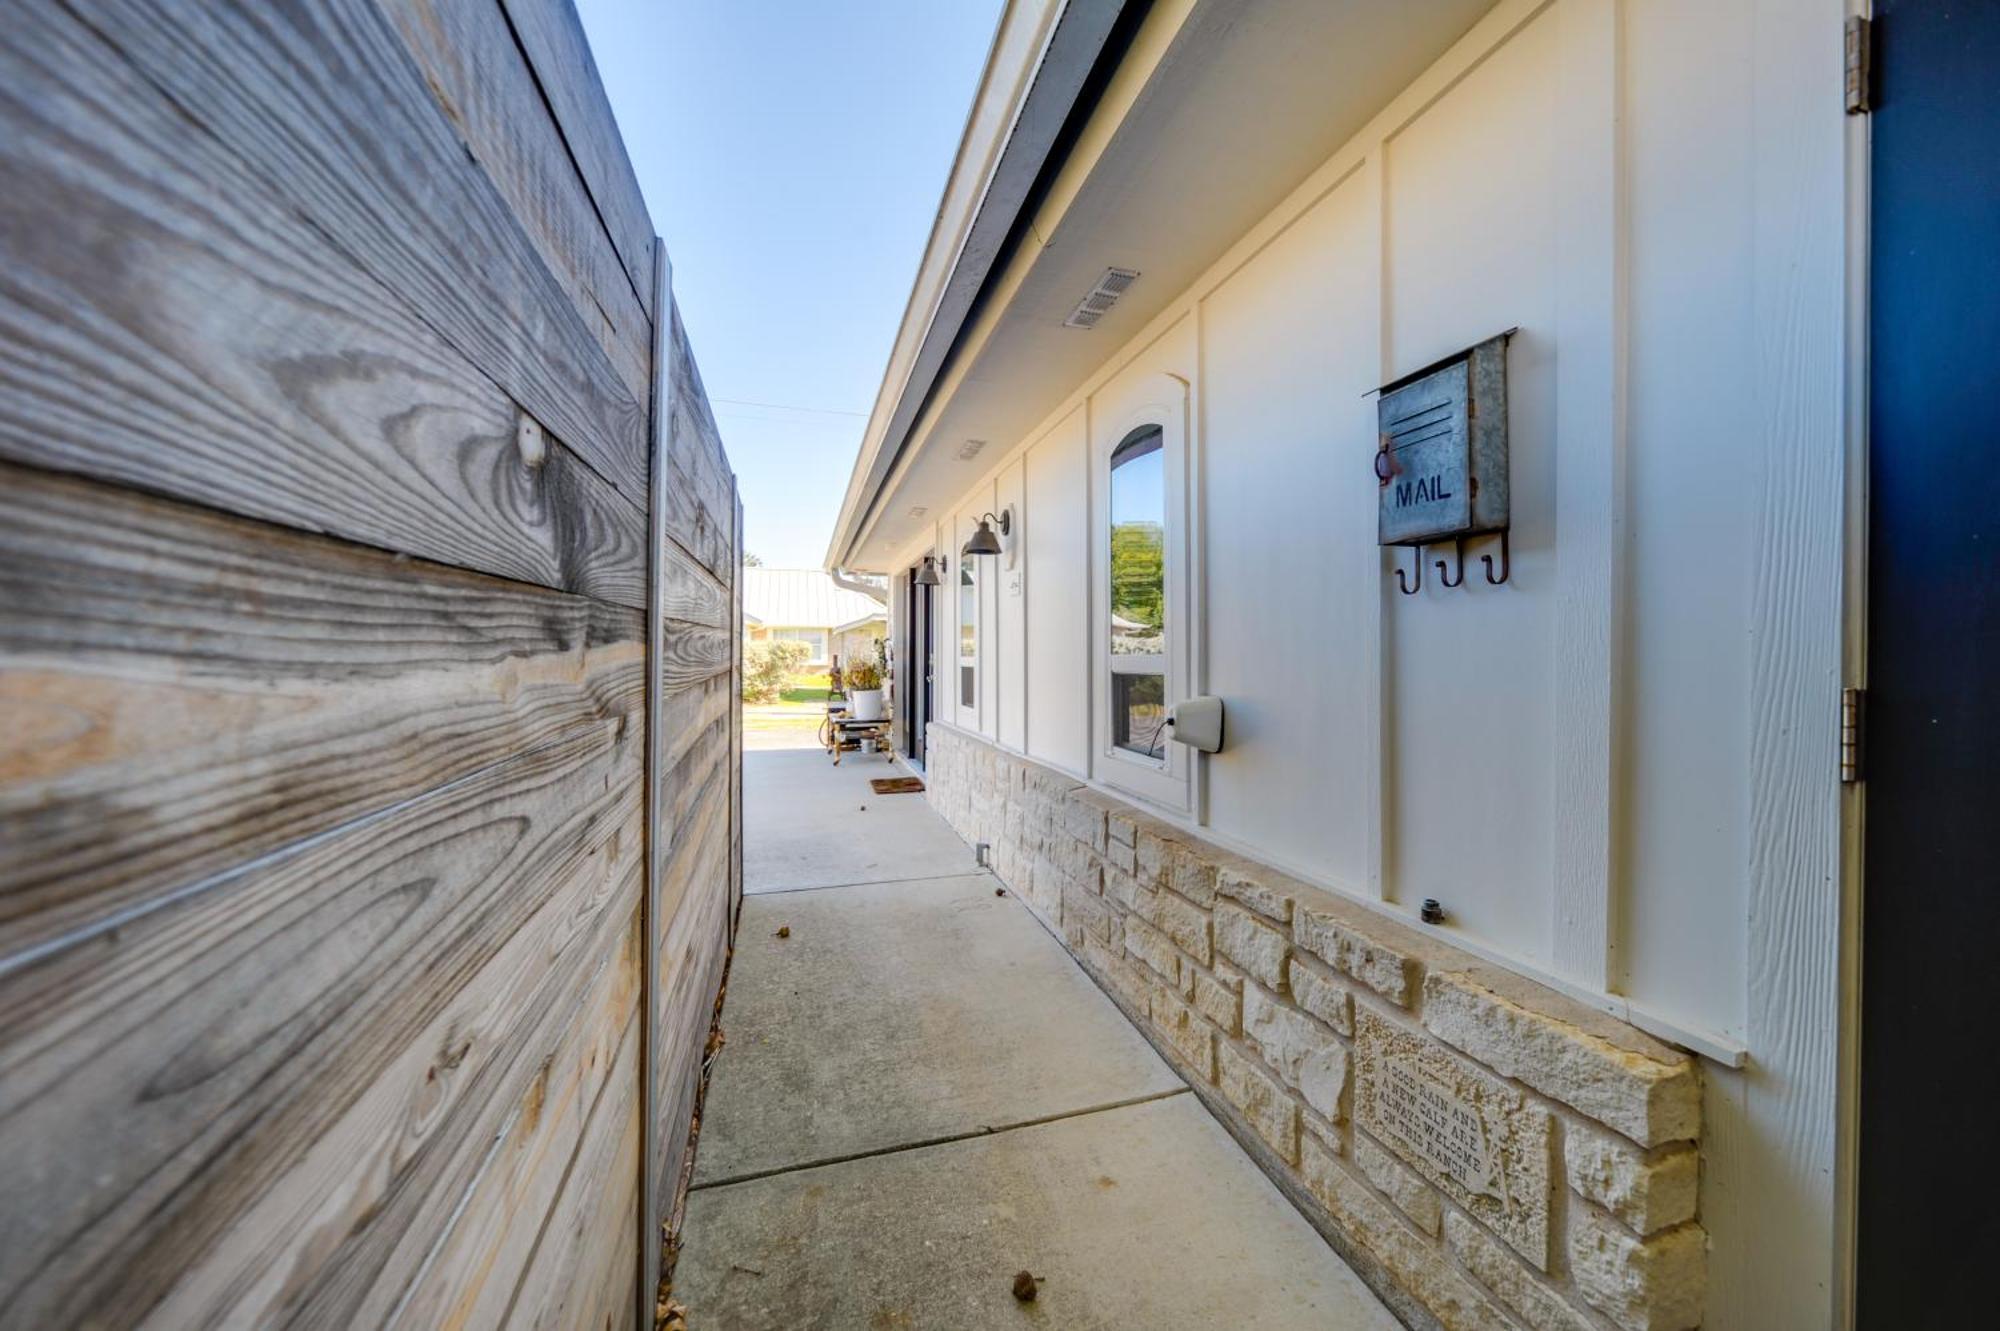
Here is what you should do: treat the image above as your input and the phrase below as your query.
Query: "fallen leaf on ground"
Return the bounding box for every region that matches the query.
[994,888,1007,897]
[775,926,791,938]
[1011,1271,1038,1302]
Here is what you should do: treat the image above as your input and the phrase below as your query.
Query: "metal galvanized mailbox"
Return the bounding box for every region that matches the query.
[1372,330,1515,593]
[1375,331,1512,547]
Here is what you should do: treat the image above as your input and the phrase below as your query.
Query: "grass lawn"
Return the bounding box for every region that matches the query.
[779,672,835,705]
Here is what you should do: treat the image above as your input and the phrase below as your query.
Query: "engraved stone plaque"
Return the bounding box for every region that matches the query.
[1354,1007,1551,1267]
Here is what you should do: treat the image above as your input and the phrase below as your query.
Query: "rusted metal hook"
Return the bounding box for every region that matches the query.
[1395,544,1423,595]
[1435,539,1465,588]
[1481,529,1511,585]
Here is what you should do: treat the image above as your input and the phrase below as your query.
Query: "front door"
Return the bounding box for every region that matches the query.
[1857,3,2000,1322]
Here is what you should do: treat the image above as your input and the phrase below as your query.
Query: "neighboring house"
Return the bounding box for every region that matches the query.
[824,2,1920,1327]
[743,567,886,671]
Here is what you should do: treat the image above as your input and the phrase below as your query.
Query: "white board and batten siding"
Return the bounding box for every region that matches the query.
[884,1,1854,1324]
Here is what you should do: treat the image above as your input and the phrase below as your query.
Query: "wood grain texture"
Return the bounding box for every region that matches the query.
[0,6,647,606]
[498,0,660,314]
[62,0,652,504]
[382,0,652,400]
[0,2,741,1324]
[381,907,642,1331]
[1707,0,1848,1324]
[1549,0,1622,989]
[143,841,642,1329]
[0,463,643,966]
[664,297,741,581]
[502,1017,643,1331]
[0,713,642,1326]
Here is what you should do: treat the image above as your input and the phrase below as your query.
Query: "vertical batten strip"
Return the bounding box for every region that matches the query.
[639,236,675,1327]
[1549,0,1626,989]
[1361,146,1390,903]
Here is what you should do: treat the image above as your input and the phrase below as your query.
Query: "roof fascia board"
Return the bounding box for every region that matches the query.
[826,0,1129,569]
[840,0,1199,566]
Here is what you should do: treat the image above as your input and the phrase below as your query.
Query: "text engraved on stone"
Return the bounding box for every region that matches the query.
[1377,1056,1503,1202]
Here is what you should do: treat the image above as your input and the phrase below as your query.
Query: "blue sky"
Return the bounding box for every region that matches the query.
[575,0,1004,569]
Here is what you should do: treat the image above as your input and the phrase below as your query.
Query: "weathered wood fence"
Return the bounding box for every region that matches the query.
[0,1,741,1326]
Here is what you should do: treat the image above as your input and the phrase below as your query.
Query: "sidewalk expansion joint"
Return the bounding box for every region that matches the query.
[743,868,991,897]
[688,1085,1191,1192]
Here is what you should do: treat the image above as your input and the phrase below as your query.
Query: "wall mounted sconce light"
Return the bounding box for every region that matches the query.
[914,555,941,586]
[960,510,1011,558]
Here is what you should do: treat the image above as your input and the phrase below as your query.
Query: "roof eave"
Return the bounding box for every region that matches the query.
[824,0,1133,573]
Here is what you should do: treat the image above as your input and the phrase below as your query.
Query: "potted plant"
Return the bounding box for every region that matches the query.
[845,658,884,721]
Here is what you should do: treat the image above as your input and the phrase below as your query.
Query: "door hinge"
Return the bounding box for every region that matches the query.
[1841,686,1866,783]
[1846,15,1873,115]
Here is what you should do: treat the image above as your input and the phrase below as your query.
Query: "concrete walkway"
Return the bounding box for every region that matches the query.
[675,748,1400,1330]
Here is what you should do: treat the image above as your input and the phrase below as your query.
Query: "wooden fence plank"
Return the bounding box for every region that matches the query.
[499,0,660,316]
[664,297,741,580]
[62,0,652,502]
[0,722,640,1326]
[142,843,642,1329]
[0,465,644,964]
[0,10,647,605]
[502,1019,644,1331]
[382,0,651,400]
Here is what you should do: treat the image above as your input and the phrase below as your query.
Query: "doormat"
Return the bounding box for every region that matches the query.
[869,777,926,795]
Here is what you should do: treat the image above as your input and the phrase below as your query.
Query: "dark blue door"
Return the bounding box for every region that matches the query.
[1860,3,2000,1322]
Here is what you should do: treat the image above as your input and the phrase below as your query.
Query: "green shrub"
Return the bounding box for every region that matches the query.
[743,638,811,704]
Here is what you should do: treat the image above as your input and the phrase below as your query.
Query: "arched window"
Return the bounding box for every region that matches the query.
[1108,426,1166,759]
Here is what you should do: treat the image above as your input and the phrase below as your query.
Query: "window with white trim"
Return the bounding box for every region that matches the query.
[1109,426,1167,760]
[958,554,977,712]
[774,628,829,661]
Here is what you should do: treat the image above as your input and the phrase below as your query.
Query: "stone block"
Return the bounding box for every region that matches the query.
[1063,791,1109,851]
[1165,846,1219,908]
[1055,835,1103,895]
[1214,902,1290,992]
[1354,1131,1442,1236]
[1422,970,1700,1148]
[1140,884,1212,965]
[1081,935,1153,1015]
[1104,836,1137,876]
[1242,983,1340,1097]
[1135,827,1175,885]
[1216,864,1298,924]
[1293,901,1423,1007]
[1103,865,1152,914]
[1062,881,1110,946]
[1217,1038,1299,1165]
[1564,1119,1699,1236]
[1191,968,1242,1036]
[1149,981,1215,1082]
[1288,957,1354,1035]
[1124,915,1182,988]
[1445,1211,1596,1331]
[1353,1008,1552,1268]
[1299,1137,1511,1331]
[1106,808,1138,846]
[1566,1206,1707,1331]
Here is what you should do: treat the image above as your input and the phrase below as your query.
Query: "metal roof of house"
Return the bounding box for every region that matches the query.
[743,568,886,630]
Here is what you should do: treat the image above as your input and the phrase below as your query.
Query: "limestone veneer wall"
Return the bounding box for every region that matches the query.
[926,724,1707,1331]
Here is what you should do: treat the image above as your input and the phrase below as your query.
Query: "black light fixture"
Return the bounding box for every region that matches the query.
[960,510,1010,558]
[913,555,941,586]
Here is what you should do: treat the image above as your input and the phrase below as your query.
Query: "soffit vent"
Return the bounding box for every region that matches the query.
[955,439,987,461]
[1063,267,1140,329]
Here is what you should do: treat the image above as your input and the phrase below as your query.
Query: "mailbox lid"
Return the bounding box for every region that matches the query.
[1377,358,1472,545]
